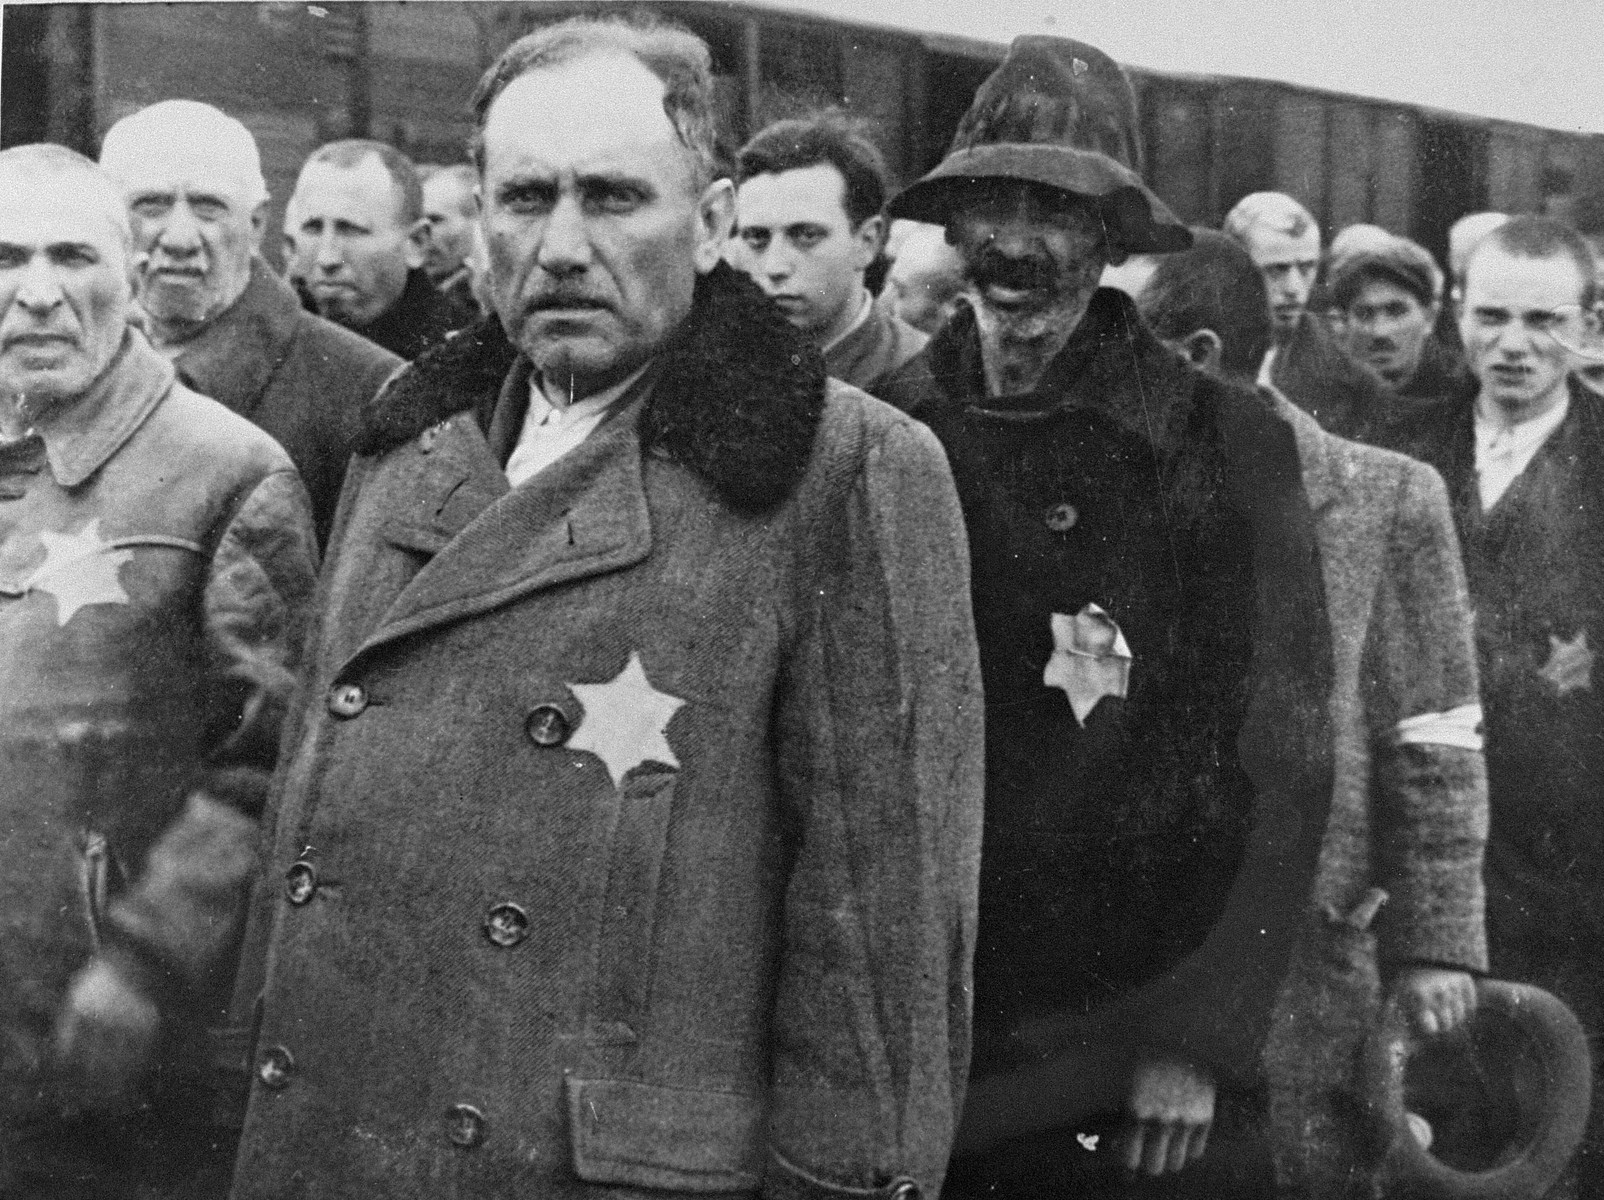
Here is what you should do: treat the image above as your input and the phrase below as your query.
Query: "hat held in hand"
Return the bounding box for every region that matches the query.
[889,36,1191,256]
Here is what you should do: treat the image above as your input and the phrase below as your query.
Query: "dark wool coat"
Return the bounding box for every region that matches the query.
[824,300,928,399]
[352,266,464,361]
[1359,334,1471,445]
[1383,381,1604,962]
[877,292,1337,1139]
[0,331,317,1140]
[226,266,984,1200]
[173,258,401,546]
[1262,396,1487,1198]
[1271,310,1391,439]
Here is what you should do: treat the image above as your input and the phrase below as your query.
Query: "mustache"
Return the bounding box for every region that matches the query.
[966,248,1058,293]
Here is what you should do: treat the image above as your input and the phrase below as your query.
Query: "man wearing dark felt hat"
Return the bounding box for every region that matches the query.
[879,35,1487,1198]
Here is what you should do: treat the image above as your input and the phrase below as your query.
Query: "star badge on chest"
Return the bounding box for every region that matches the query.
[1537,630,1593,697]
[23,519,133,626]
[567,651,687,789]
[1043,604,1133,726]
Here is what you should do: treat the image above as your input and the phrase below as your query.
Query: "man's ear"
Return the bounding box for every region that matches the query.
[1181,328,1224,373]
[853,213,885,269]
[693,178,736,274]
[403,217,430,271]
[248,200,269,255]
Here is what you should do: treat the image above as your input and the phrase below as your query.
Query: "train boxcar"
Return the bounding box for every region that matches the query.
[4,1,1602,269]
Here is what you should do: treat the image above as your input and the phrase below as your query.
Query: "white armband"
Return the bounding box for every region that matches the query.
[1393,703,1484,752]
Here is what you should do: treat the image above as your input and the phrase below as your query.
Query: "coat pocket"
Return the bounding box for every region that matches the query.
[565,1075,762,1192]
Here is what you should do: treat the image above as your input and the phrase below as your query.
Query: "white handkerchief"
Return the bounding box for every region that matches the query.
[1043,604,1133,726]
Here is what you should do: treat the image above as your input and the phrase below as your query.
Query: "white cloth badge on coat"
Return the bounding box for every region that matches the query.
[566,651,686,789]
[1043,604,1133,726]
[23,519,132,626]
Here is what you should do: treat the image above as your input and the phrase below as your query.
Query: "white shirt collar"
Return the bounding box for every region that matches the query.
[1473,389,1569,510]
[505,364,650,489]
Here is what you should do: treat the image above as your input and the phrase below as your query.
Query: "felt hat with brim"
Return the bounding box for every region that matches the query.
[1364,979,1591,1200]
[888,36,1191,256]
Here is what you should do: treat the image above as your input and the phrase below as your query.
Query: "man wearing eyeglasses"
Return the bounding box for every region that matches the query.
[1388,213,1604,1198]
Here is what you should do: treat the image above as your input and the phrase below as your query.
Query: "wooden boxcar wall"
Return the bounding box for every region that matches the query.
[3,1,1601,270]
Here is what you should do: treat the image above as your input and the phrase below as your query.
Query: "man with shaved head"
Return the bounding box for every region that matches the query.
[418,162,482,324]
[226,15,981,1199]
[100,101,401,545]
[1224,192,1389,436]
[285,139,461,359]
[0,143,316,1197]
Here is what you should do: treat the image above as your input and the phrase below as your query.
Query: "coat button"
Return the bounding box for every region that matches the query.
[257,1044,295,1090]
[445,1103,486,1148]
[484,902,530,948]
[885,1180,921,1200]
[327,683,368,718]
[1043,502,1079,532]
[285,861,317,905]
[525,704,570,747]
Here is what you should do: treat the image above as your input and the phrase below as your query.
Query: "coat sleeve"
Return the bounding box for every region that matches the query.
[1368,458,1489,971]
[103,466,320,994]
[764,412,984,1200]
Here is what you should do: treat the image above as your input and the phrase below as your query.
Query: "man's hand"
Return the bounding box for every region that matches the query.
[54,957,160,1110]
[1393,967,1477,1038]
[1123,1058,1214,1175]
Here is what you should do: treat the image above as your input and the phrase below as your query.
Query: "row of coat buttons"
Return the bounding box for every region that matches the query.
[282,860,529,949]
[326,684,574,753]
[255,1046,486,1147]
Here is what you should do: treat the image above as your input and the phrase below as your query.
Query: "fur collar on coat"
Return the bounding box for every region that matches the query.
[356,263,827,515]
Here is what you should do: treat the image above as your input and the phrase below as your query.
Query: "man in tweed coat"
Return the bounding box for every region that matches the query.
[1137,228,1489,1197]
[225,17,983,1200]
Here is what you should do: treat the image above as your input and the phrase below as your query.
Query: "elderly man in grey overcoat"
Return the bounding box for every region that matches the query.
[225,16,983,1200]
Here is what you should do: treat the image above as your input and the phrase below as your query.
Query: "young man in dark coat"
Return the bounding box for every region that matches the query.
[1224,192,1391,438]
[731,117,927,397]
[99,101,402,546]
[1383,215,1604,1198]
[1326,232,1471,442]
[878,38,1482,1197]
[225,17,983,1200]
[285,139,462,361]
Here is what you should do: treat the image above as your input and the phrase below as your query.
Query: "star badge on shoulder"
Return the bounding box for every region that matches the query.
[567,651,686,789]
[23,519,133,626]
[1043,604,1133,726]
[1537,630,1593,697]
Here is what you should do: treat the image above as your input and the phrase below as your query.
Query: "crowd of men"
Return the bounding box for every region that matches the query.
[0,13,1599,1200]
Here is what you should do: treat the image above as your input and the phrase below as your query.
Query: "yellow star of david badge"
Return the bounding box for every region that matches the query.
[567,651,686,789]
[1538,630,1594,697]
[1043,604,1133,726]
[23,519,133,626]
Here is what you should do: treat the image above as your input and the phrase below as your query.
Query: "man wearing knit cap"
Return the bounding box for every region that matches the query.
[99,101,401,545]
[1224,194,1389,437]
[1330,231,1469,436]
[880,36,1486,1198]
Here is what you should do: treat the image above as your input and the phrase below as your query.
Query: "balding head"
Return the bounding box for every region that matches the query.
[99,100,268,210]
[0,145,135,410]
[0,144,131,256]
[98,101,269,344]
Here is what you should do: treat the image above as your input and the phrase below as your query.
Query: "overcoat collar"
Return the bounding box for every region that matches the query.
[30,328,173,487]
[171,257,300,418]
[918,287,1196,457]
[358,382,652,658]
[356,263,827,515]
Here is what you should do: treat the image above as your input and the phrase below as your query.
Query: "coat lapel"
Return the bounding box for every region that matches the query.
[358,400,651,658]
